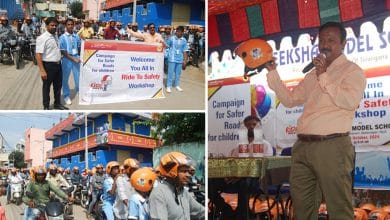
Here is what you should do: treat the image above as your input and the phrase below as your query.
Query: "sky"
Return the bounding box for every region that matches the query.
[0,113,68,151]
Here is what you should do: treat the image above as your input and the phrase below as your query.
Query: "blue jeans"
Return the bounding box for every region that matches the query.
[23,207,43,220]
[61,57,80,99]
[102,200,115,220]
[167,62,183,88]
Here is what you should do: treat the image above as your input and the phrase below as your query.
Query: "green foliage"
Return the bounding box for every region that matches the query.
[69,1,84,19]
[150,113,205,145]
[8,151,25,169]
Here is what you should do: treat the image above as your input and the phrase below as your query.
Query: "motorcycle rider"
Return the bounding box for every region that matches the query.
[70,166,82,200]
[128,167,157,220]
[7,168,23,204]
[0,16,15,58]
[149,152,205,220]
[21,16,35,38]
[46,164,70,190]
[113,158,140,219]
[87,164,105,217]
[22,166,74,220]
[103,161,120,220]
[64,167,72,185]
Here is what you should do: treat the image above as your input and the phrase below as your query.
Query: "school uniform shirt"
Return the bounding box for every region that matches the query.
[59,31,81,59]
[36,31,61,62]
[166,35,188,63]
[128,192,150,220]
[149,180,204,220]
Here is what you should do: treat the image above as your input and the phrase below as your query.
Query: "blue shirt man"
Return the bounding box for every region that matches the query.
[165,26,188,93]
[59,18,81,106]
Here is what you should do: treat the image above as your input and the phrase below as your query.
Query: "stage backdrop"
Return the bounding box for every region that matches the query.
[79,40,165,105]
[209,17,390,189]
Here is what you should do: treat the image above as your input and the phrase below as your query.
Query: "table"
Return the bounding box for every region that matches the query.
[208,156,291,219]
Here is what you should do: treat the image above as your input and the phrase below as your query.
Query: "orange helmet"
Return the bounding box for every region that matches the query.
[31,166,46,181]
[123,158,140,170]
[354,208,368,220]
[0,16,8,21]
[368,209,389,220]
[130,167,157,192]
[360,203,376,214]
[159,151,192,178]
[381,206,390,214]
[57,167,64,173]
[48,164,57,170]
[106,161,120,173]
[234,38,273,71]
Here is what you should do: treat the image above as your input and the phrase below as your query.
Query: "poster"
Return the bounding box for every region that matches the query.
[79,40,165,105]
[208,77,251,157]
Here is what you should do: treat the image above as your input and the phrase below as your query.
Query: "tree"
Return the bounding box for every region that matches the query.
[69,1,84,19]
[150,113,205,145]
[8,151,25,169]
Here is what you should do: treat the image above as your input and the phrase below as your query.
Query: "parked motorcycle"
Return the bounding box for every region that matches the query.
[10,182,23,205]
[187,42,199,68]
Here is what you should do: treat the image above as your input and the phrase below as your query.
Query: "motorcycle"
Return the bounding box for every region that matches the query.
[10,182,23,205]
[25,186,74,220]
[90,194,106,220]
[0,35,22,69]
[187,42,199,68]
[19,33,37,65]
[71,184,83,205]
[80,184,89,208]
[0,176,7,187]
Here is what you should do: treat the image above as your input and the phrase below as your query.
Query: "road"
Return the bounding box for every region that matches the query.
[0,59,205,110]
[0,195,88,220]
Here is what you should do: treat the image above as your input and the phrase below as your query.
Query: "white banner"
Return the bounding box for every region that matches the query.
[79,40,165,105]
[208,77,251,157]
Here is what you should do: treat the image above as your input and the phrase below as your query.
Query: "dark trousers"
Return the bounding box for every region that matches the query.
[42,62,62,108]
[88,190,102,214]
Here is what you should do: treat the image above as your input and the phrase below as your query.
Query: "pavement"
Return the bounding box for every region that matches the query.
[0,59,205,110]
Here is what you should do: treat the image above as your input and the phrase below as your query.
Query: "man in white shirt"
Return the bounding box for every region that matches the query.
[7,168,23,204]
[36,17,68,110]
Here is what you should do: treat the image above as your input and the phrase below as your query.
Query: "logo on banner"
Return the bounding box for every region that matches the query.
[90,75,113,91]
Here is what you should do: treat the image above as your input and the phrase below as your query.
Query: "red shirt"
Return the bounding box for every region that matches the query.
[104,27,120,40]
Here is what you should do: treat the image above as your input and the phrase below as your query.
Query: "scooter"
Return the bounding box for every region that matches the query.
[25,186,74,220]
[10,182,23,205]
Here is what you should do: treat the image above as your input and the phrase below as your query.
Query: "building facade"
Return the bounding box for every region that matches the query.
[99,0,204,30]
[83,0,103,21]
[46,113,158,170]
[24,128,53,168]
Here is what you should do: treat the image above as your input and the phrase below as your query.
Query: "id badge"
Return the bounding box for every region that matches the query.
[176,49,180,55]
[72,48,78,55]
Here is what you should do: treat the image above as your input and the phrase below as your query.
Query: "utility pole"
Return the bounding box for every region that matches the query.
[132,0,137,23]
[84,114,88,170]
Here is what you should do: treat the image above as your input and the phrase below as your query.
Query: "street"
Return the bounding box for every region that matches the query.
[0,59,205,110]
[0,195,88,220]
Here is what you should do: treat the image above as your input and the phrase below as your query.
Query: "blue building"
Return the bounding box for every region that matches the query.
[46,113,158,170]
[99,0,204,29]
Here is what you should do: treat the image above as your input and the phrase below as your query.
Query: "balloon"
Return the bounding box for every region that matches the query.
[255,84,266,106]
[256,94,271,118]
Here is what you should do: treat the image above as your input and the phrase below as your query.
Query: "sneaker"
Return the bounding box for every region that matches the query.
[176,86,183,92]
[64,97,72,105]
[166,87,172,93]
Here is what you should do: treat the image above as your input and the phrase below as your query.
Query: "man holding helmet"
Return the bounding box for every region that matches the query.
[22,166,73,220]
[113,158,140,219]
[149,151,204,220]
[102,161,120,220]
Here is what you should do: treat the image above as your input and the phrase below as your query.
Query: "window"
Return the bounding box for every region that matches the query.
[80,153,85,162]
[125,122,131,133]
[137,154,144,162]
[91,151,97,161]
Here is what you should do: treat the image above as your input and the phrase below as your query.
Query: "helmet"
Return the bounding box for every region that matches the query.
[32,166,46,176]
[381,206,390,214]
[95,164,104,169]
[234,38,273,71]
[354,208,368,220]
[123,158,140,170]
[360,203,376,213]
[57,167,64,173]
[130,167,157,192]
[0,16,8,21]
[73,166,79,171]
[48,164,57,170]
[368,209,389,220]
[159,152,192,178]
[106,161,120,173]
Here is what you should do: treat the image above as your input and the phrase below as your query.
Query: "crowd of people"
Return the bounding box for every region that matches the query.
[0,151,205,220]
[0,14,205,109]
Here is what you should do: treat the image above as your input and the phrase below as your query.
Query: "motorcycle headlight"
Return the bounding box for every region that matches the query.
[9,40,17,46]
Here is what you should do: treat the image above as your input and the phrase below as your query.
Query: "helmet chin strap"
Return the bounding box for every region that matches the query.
[165,177,182,205]
[243,60,273,79]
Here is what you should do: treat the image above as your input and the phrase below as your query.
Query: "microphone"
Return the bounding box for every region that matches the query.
[302,53,326,74]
